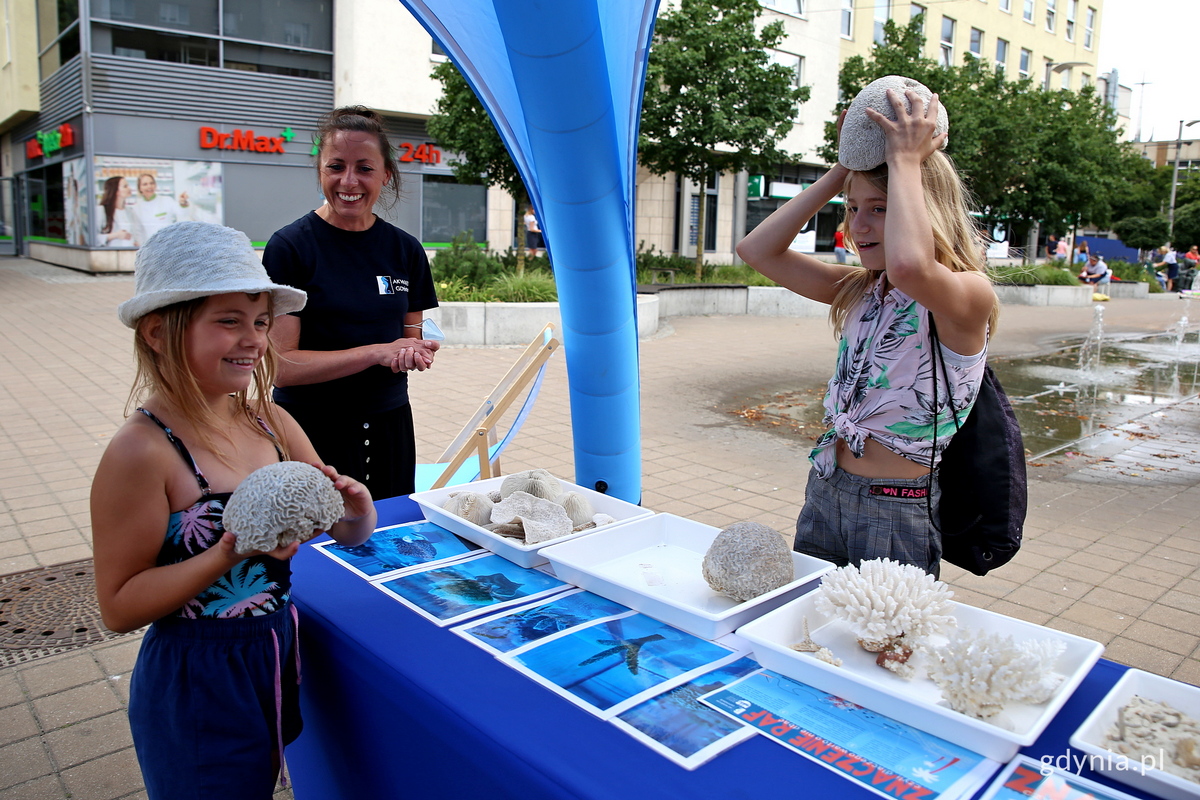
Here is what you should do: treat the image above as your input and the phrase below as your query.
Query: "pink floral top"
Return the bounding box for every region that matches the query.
[810,280,987,478]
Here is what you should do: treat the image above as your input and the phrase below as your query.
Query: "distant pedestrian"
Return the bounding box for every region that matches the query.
[1078,253,1110,286]
[524,206,543,258]
[833,228,847,263]
[1154,245,1180,291]
[1074,239,1089,264]
[1045,234,1058,261]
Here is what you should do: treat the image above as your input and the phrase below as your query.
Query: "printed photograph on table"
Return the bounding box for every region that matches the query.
[506,611,735,717]
[611,654,762,770]
[374,551,569,626]
[978,755,1142,800]
[315,520,480,579]
[454,587,630,655]
[702,671,999,800]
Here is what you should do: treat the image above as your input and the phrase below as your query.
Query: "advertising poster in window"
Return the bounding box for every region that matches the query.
[94,157,223,247]
[63,157,89,246]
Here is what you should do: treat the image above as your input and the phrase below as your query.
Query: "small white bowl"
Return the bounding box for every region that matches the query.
[410,476,653,568]
[1070,669,1200,800]
[540,513,833,640]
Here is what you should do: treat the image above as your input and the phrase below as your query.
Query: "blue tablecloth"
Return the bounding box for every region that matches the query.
[287,496,1157,800]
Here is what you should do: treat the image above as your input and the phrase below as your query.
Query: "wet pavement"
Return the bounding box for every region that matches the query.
[2,256,1199,798]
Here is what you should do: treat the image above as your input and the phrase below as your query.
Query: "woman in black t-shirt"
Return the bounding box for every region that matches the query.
[264,106,440,499]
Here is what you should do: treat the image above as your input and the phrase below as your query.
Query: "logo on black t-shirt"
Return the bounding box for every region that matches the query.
[377,276,409,295]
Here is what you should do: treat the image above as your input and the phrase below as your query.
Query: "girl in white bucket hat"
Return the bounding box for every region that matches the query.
[94,221,377,798]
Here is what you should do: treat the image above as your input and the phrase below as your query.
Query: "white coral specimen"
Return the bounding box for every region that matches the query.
[500,469,562,501]
[928,628,1065,723]
[839,75,950,171]
[555,491,596,527]
[702,522,795,602]
[815,559,955,675]
[442,491,494,526]
[223,461,344,554]
[490,490,573,545]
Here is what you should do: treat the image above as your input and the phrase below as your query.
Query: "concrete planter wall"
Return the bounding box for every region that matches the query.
[427,294,660,346]
[992,284,1094,306]
[1102,281,1150,299]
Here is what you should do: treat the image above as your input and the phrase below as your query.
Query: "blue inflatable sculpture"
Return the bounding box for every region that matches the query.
[398,0,660,503]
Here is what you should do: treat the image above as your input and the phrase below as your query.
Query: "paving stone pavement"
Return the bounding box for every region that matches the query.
[1,255,1198,798]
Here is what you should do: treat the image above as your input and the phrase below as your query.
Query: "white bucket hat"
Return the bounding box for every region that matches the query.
[117,222,307,328]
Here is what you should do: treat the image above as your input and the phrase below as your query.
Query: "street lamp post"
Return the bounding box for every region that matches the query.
[1168,119,1200,244]
[1043,60,1091,90]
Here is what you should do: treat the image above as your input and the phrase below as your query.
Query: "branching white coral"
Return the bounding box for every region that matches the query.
[223,461,343,554]
[815,559,955,676]
[928,628,1065,723]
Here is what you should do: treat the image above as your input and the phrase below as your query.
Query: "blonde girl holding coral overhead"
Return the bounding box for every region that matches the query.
[91,222,376,799]
[737,85,997,577]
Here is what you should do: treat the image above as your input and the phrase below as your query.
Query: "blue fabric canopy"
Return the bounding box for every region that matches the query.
[398,0,659,503]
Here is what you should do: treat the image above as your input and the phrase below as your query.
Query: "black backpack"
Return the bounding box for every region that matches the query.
[929,319,1027,576]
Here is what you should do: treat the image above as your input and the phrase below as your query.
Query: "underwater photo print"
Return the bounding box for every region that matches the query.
[454,588,631,655]
[375,552,568,625]
[506,612,734,716]
[316,520,480,579]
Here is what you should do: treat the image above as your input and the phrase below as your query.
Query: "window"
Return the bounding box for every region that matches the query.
[840,0,853,37]
[1059,66,1071,89]
[37,0,80,77]
[940,16,955,66]
[995,38,1009,71]
[1023,0,1034,22]
[1084,7,1095,48]
[770,51,804,118]
[1065,0,1077,40]
[1045,0,1056,31]
[874,0,891,45]
[1081,72,1091,87]
[999,0,1011,11]
[761,0,803,14]
[422,175,486,245]
[431,39,447,59]
[969,27,983,57]
[1019,47,1031,77]
[94,0,216,34]
[910,4,925,35]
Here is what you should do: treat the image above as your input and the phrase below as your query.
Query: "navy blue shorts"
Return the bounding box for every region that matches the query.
[794,467,942,577]
[129,604,301,800]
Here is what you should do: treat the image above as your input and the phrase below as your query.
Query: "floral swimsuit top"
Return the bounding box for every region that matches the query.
[810,280,988,479]
[138,408,292,620]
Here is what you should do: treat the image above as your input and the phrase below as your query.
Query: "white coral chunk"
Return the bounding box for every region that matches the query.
[815,558,955,646]
[840,75,950,171]
[223,461,344,554]
[555,491,596,527]
[702,522,795,602]
[490,490,573,545]
[442,491,494,526]
[499,469,562,501]
[928,628,1065,722]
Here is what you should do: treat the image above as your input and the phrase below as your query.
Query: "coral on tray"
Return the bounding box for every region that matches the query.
[928,628,1064,724]
[441,470,616,545]
[815,558,955,677]
[702,521,794,602]
[1105,696,1200,783]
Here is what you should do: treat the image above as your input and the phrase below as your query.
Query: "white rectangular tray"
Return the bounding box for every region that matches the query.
[410,476,653,568]
[737,591,1104,761]
[539,513,834,640]
[1070,668,1200,800]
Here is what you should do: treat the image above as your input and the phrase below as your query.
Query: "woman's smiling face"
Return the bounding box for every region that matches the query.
[317,130,392,232]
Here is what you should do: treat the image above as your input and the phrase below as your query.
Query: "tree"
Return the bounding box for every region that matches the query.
[639,0,808,277]
[1173,202,1200,252]
[1112,216,1169,254]
[820,18,1156,251]
[426,60,531,275]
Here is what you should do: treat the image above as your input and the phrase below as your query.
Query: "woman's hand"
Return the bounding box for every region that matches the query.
[384,338,440,373]
[865,89,946,167]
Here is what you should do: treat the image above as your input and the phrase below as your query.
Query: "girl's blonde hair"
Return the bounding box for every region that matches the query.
[126,294,291,462]
[829,150,999,338]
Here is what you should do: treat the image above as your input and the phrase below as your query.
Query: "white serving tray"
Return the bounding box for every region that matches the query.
[539,513,834,640]
[737,591,1104,761]
[410,476,653,568]
[1070,668,1200,800]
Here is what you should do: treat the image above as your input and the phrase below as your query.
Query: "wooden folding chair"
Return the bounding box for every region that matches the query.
[414,323,561,492]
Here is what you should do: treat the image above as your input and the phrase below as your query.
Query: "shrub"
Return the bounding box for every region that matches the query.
[988,263,1078,286]
[496,248,553,273]
[431,232,505,288]
[433,276,494,302]
[636,242,705,282]
[1108,259,1164,292]
[488,270,559,302]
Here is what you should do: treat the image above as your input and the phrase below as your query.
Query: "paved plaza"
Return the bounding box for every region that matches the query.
[2,255,1199,798]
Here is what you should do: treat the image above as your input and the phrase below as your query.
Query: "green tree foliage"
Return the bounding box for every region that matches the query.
[1111,217,1169,253]
[639,0,808,277]
[427,60,531,274]
[1173,202,1200,252]
[821,17,1162,244]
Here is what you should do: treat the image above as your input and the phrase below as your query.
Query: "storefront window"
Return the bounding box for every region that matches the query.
[421,175,486,245]
[93,25,218,66]
[92,0,218,34]
[224,41,331,79]
[25,165,66,243]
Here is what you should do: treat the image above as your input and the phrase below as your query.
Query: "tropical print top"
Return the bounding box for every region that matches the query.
[810,280,987,478]
[138,408,292,619]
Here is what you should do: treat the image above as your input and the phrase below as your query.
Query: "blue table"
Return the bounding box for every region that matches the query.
[287,496,1157,800]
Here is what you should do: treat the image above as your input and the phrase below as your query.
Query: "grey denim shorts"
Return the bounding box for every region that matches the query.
[794,466,942,577]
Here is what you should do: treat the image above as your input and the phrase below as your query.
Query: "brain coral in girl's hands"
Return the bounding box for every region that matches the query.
[223,461,344,554]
